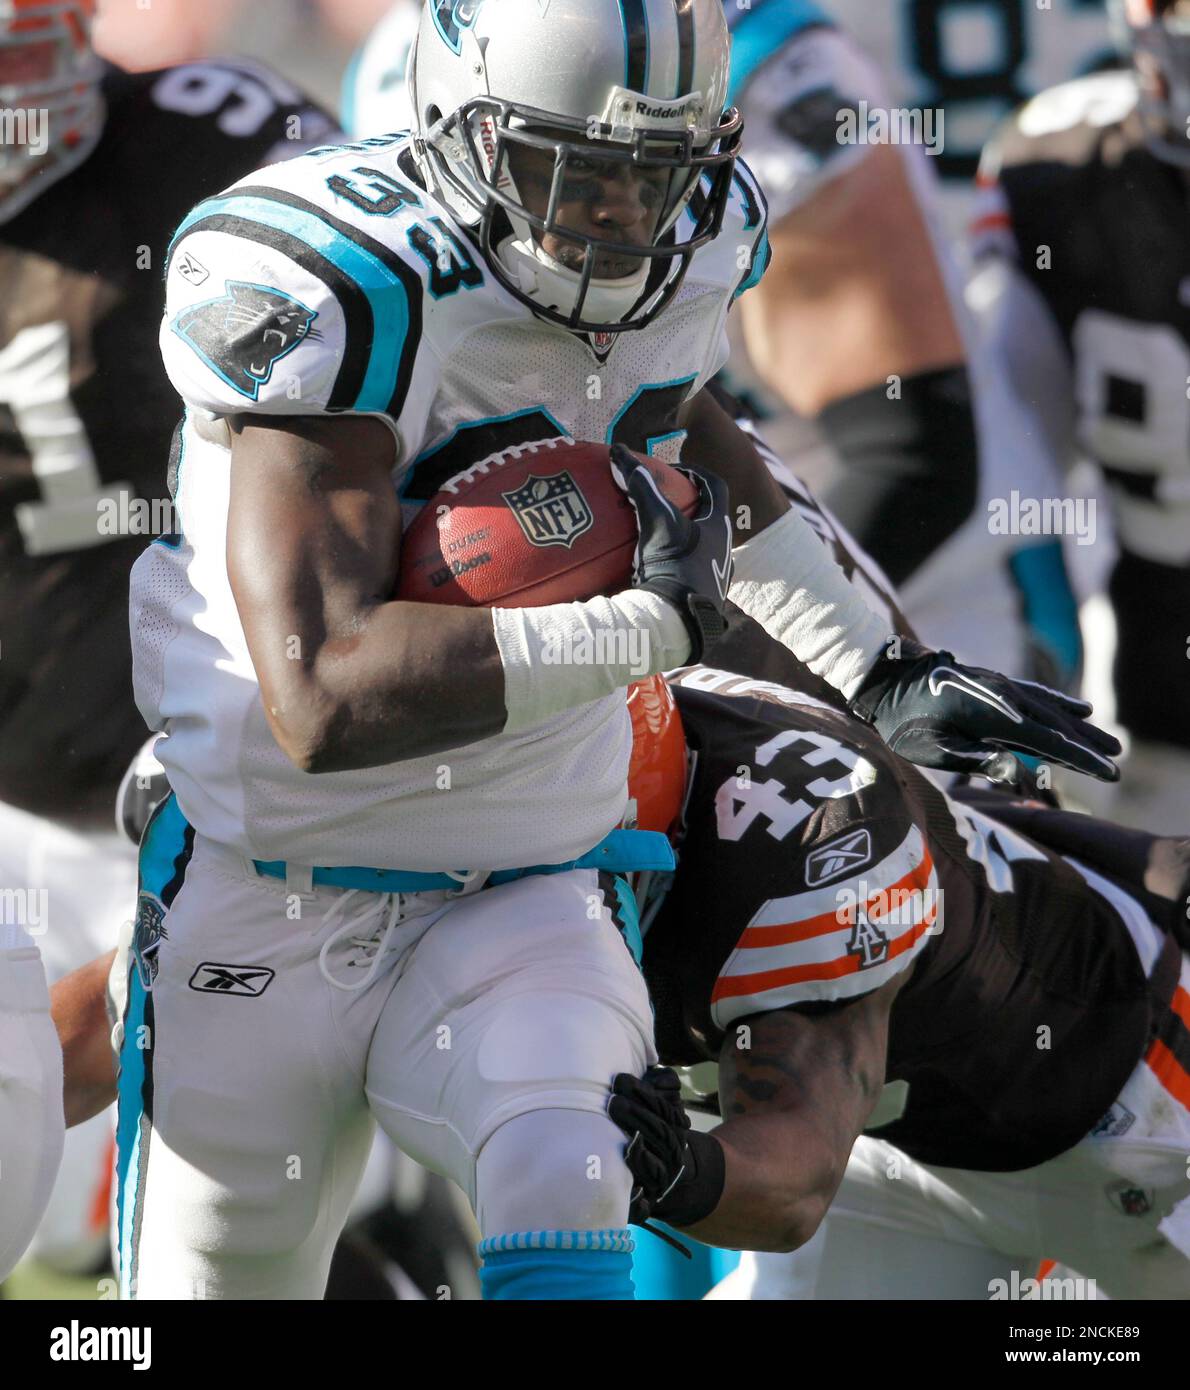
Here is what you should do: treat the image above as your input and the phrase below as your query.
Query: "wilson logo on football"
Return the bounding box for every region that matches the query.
[502,471,594,550]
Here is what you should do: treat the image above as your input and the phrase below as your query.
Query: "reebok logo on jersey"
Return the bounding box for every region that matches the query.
[503,471,594,549]
[172,281,317,401]
[805,828,872,886]
[175,250,210,286]
[1090,1102,1136,1139]
[188,962,276,997]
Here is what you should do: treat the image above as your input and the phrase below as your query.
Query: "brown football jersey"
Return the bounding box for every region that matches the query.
[975,71,1190,751]
[0,61,336,815]
[645,671,1183,1171]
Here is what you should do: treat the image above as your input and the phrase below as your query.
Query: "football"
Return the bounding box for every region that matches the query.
[395,437,700,607]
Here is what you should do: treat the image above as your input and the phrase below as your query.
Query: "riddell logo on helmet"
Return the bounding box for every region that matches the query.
[606,88,702,131]
[635,99,683,119]
[478,115,512,191]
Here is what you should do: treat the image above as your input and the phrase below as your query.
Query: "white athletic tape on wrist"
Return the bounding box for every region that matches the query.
[728,507,891,701]
[492,591,691,736]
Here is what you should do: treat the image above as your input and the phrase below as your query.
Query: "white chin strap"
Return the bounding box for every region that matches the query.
[497,231,653,327]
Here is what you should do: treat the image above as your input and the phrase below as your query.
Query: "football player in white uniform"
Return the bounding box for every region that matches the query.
[121,0,1119,1301]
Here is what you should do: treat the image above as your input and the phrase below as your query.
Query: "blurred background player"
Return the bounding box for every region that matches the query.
[825,0,1116,238]
[969,0,1190,829]
[0,0,335,1285]
[718,0,1092,692]
[340,0,417,137]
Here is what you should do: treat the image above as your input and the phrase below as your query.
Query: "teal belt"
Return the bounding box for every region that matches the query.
[252,828,674,894]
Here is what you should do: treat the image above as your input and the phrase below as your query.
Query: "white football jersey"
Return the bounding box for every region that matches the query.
[132,133,768,871]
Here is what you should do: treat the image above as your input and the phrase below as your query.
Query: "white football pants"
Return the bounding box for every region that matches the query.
[114,825,653,1299]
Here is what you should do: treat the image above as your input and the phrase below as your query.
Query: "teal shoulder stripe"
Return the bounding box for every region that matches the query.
[169,193,411,415]
[728,0,832,104]
[734,226,771,299]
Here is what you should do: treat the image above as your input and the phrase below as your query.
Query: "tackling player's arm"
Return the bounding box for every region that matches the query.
[678,386,789,541]
[610,972,905,1253]
[676,388,1117,781]
[690,978,904,1251]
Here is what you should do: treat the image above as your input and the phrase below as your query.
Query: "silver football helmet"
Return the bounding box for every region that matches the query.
[408,0,742,333]
[1112,0,1190,167]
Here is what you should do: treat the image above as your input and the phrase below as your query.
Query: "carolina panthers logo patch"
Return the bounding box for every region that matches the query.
[132,892,168,990]
[431,0,484,53]
[172,280,317,401]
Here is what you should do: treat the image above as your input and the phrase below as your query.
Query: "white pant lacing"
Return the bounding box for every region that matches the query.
[316,869,487,992]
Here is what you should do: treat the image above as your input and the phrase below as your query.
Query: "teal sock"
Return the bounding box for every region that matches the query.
[479,1230,636,1300]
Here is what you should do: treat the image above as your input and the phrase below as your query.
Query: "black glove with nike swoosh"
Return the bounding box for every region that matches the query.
[848,638,1121,783]
[609,443,733,663]
[608,1066,726,1229]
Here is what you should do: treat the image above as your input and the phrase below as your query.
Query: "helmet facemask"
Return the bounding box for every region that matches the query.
[1119,0,1190,167]
[0,0,103,215]
[419,92,742,334]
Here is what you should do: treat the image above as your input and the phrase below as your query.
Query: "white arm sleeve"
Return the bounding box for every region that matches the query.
[728,507,892,700]
[492,590,691,735]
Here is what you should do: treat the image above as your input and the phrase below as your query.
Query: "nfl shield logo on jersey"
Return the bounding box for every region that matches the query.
[172,280,317,401]
[132,892,168,990]
[502,471,594,549]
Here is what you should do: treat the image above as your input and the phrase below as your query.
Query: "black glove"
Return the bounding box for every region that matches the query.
[849,638,1121,783]
[609,443,733,663]
[608,1066,725,1228]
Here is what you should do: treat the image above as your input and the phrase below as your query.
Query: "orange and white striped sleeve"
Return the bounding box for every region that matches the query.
[710,824,941,1029]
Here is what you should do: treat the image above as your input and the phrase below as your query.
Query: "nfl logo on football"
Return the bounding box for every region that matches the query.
[502,471,594,550]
